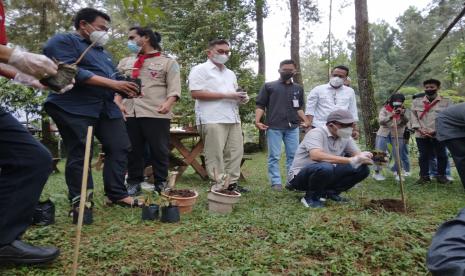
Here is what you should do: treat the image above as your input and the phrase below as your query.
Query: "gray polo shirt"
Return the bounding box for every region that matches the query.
[436,103,465,142]
[255,79,305,129]
[288,126,360,178]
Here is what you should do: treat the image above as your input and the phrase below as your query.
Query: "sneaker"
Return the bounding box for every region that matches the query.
[140,182,155,192]
[271,184,283,191]
[436,175,451,184]
[447,175,454,181]
[154,182,167,193]
[326,194,350,203]
[372,173,386,181]
[416,176,431,185]
[394,174,405,182]
[126,183,141,196]
[301,197,324,208]
[403,171,411,177]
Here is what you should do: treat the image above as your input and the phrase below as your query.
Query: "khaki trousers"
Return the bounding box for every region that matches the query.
[198,123,243,183]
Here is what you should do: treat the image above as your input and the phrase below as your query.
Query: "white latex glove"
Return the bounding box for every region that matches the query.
[359,151,373,159]
[8,48,58,79]
[349,154,374,169]
[13,72,45,89]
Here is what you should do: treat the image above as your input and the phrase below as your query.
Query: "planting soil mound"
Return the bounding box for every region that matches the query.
[367,199,406,213]
[166,189,196,197]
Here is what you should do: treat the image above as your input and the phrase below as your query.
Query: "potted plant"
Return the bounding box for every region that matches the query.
[157,196,180,223]
[207,173,241,214]
[161,171,199,214]
[141,191,160,221]
[71,190,93,225]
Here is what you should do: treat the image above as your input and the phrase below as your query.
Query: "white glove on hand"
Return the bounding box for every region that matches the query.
[13,72,45,89]
[349,153,374,169]
[8,48,58,79]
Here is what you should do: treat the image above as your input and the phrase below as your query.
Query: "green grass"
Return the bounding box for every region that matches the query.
[1,152,464,275]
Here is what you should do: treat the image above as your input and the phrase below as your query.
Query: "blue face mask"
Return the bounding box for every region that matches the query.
[127,40,141,53]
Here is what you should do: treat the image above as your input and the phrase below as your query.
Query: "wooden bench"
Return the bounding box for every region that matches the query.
[200,154,252,181]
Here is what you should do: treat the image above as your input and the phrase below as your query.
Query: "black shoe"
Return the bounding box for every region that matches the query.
[436,175,451,184]
[326,193,350,203]
[227,183,249,193]
[0,240,59,264]
[416,176,431,185]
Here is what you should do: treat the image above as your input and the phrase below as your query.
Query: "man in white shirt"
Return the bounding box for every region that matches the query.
[305,65,359,139]
[188,39,249,192]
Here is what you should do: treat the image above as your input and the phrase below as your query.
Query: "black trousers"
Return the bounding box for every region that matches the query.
[126,117,170,185]
[444,138,465,189]
[416,137,448,177]
[45,103,130,201]
[0,110,52,245]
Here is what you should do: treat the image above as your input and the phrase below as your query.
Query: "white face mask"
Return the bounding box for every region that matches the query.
[90,30,110,46]
[329,77,344,88]
[336,127,353,139]
[211,54,229,64]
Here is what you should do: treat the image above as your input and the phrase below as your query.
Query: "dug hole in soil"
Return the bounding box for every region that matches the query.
[366,199,410,213]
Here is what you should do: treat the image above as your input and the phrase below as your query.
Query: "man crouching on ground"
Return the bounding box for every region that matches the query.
[286,109,373,208]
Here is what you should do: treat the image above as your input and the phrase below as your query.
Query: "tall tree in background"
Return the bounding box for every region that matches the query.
[289,0,319,87]
[354,0,377,148]
[289,0,301,85]
[255,0,266,78]
[254,0,267,149]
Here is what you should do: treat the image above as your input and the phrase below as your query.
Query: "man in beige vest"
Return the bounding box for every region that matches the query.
[116,26,181,194]
[410,79,451,184]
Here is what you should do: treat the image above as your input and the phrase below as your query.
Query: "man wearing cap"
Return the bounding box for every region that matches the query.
[286,109,373,208]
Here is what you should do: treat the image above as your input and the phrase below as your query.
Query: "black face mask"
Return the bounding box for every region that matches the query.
[280,72,294,82]
[425,89,437,96]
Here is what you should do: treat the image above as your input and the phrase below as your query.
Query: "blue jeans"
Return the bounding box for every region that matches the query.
[429,155,452,177]
[288,162,370,199]
[375,135,410,173]
[267,128,299,185]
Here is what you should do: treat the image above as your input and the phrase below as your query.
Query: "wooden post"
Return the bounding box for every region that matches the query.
[72,126,93,276]
[392,118,407,212]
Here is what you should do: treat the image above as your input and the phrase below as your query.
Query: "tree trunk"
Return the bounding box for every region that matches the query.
[355,0,378,149]
[289,0,303,86]
[255,0,267,150]
[256,0,266,78]
[39,1,56,155]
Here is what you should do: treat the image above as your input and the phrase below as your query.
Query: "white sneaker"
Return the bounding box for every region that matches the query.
[447,176,454,181]
[372,173,386,181]
[395,174,405,182]
[403,171,411,177]
[140,181,155,191]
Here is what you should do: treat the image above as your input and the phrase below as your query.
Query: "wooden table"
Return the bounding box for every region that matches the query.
[169,129,208,180]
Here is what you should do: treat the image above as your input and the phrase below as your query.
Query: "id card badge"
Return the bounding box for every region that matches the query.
[293,99,299,108]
